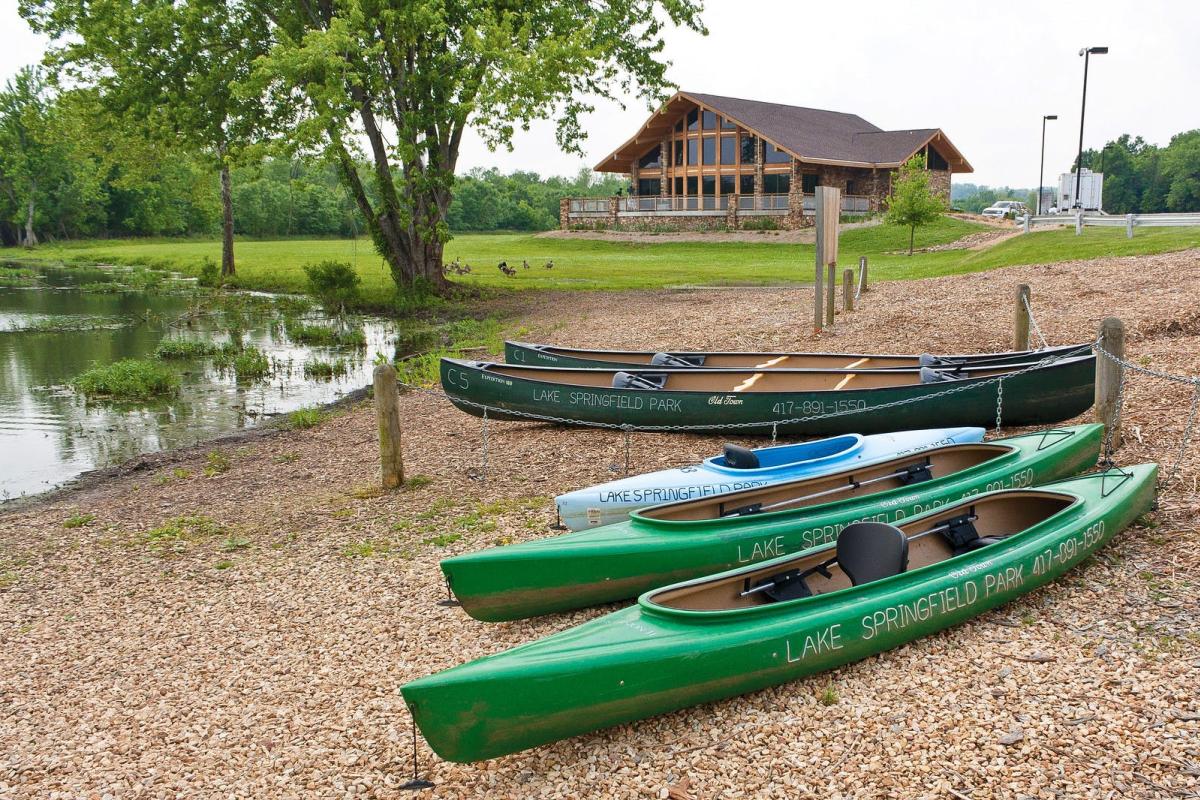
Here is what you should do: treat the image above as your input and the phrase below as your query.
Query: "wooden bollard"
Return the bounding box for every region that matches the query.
[1013,284,1031,351]
[1095,317,1125,450]
[826,263,836,324]
[843,268,854,312]
[374,363,404,489]
[859,256,868,293]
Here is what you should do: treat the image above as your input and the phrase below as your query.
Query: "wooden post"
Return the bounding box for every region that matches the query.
[374,363,404,489]
[1013,284,1031,351]
[1095,317,1125,450]
[1125,213,1135,239]
[843,268,854,312]
[859,255,868,293]
[813,186,841,331]
[825,263,836,325]
[1075,208,1083,236]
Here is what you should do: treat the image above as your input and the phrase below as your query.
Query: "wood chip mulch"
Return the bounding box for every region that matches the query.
[2,248,1198,799]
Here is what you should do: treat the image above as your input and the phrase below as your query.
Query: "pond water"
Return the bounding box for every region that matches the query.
[0,263,426,502]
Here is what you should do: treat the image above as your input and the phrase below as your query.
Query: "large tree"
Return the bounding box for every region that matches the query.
[0,68,55,246]
[249,0,705,292]
[21,0,274,277]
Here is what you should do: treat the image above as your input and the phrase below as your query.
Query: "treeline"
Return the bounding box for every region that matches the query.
[0,68,621,246]
[1079,130,1200,214]
[951,184,1036,214]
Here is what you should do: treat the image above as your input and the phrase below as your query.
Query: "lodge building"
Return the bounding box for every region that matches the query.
[562,91,972,231]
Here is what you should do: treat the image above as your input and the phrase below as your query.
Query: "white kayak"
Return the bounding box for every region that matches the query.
[555,427,986,530]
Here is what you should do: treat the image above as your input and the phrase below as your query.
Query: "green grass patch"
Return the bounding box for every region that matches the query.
[212,343,271,380]
[341,538,407,558]
[154,338,220,359]
[135,514,223,556]
[286,407,326,429]
[9,221,1198,300]
[403,475,433,490]
[72,358,180,401]
[221,534,251,552]
[203,450,231,476]
[302,358,349,380]
[63,513,95,529]
[423,532,463,547]
[286,320,367,347]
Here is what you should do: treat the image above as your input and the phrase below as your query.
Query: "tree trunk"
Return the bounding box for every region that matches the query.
[23,188,37,248]
[220,162,236,277]
[908,224,915,255]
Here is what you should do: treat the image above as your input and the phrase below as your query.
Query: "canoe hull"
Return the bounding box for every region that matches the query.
[505,340,1089,371]
[443,425,1104,622]
[439,355,1096,435]
[404,464,1158,762]
[556,426,986,531]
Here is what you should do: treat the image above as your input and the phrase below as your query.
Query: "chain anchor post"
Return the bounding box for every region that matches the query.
[1095,317,1126,455]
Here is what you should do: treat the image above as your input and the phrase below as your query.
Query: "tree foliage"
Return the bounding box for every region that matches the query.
[885,154,947,255]
[248,0,705,293]
[1076,130,1200,214]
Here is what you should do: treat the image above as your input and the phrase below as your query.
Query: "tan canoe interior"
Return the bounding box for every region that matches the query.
[640,443,1015,522]
[533,348,917,370]
[648,491,1076,612]
[483,363,1020,392]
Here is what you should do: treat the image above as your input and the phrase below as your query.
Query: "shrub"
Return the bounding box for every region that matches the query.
[303,260,361,310]
[303,358,349,379]
[154,339,219,359]
[213,343,271,379]
[197,257,221,287]
[72,359,180,401]
[287,407,325,429]
[286,321,366,347]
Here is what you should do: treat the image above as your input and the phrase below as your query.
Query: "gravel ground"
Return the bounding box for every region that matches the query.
[2,249,1198,799]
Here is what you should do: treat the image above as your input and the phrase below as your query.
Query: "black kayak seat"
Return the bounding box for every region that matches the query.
[837,522,909,586]
[722,443,760,469]
[650,352,698,368]
[612,371,666,390]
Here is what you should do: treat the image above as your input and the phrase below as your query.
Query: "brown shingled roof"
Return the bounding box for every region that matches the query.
[594,91,972,173]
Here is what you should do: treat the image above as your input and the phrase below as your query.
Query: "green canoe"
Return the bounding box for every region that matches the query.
[439,350,1095,435]
[504,340,1092,371]
[404,463,1157,763]
[443,424,1103,622]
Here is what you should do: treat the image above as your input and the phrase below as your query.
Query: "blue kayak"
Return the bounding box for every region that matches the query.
[556,427,985,530]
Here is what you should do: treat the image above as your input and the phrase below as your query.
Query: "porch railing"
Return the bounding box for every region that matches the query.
[569,194,873,216]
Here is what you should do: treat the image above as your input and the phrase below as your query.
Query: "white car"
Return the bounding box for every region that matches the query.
[982,200,1028,219]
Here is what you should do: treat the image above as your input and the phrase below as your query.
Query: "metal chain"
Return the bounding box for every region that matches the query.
[1100,365,1127,467]
[1163,385,1200,487]
[771,422,778,446]
[622,425,632,474]
[994,378,1004,433]
[1021,292,1050,349]
[1093,339,1200,386]
[479,408,489,479]
[401,343,1096,434]
[854,263,865,302]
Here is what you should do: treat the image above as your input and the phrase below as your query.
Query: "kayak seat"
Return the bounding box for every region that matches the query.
[936,512,1005,556]
[920,367,959,384]
[837,522,909,586]
[722,444,760,469]
[612,371,667,390]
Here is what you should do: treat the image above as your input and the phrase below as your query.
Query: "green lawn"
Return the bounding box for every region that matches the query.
[8,219,1199,308]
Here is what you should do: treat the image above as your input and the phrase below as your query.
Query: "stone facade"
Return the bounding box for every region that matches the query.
[927,169,951,202]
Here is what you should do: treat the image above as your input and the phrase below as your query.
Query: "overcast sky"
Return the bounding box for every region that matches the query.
[2,0,1197,188]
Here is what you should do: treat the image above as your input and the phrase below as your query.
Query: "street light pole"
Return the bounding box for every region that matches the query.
[1074,46,1108,209]
[1039,114,1057,215]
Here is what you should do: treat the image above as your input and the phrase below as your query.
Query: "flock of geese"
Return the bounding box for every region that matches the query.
[444,258,555,277]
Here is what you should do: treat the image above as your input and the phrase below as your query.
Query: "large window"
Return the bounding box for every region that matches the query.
[701,109,716,130]
[675,119,683,133]
[802,174,818,193]
[686,108,699,131]
[674,140,683,166]
[687,138,698,166]
[638,178,661,196]
[638,144,661,169]
[720,135,736,165]
[740,133,757,164]
[686,175,698,209]
[763,141,792,164]
[702,175,716,209]
[740,174,755,195]
[674,176,683,195]
[720,175,735,196]
[686,176,698,194]
[702,136,716,165]
[927,147,949,170]
[721,115,736,130]
[763,173,790,194]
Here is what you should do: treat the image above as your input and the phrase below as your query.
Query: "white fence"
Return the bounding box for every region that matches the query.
[1024,211,1200,237]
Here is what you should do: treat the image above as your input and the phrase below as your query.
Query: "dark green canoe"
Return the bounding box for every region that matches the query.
[404,463,1157,762]
[439,350,1096,435]
[504,340,1091,371]
[443,424,1103,621]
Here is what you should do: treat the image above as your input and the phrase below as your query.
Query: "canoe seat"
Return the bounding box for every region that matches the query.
[837,522,909,586]
[650,352,701,368]
[920,367,958,384]
[613,371,666,390]
[722,444,760,469]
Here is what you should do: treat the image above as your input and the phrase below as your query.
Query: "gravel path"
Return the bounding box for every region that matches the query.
[2,249,1198,799]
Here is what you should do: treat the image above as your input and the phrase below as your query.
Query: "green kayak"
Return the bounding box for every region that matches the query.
[404,463,1157,763]
[443,424,1103,622]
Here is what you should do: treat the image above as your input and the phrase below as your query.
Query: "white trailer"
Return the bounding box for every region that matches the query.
[1058,169,1103,212]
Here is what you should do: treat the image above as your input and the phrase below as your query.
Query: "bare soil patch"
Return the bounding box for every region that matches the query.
[2,249,1199,798]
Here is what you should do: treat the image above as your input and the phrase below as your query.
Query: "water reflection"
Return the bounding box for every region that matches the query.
[0,264,412,501]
